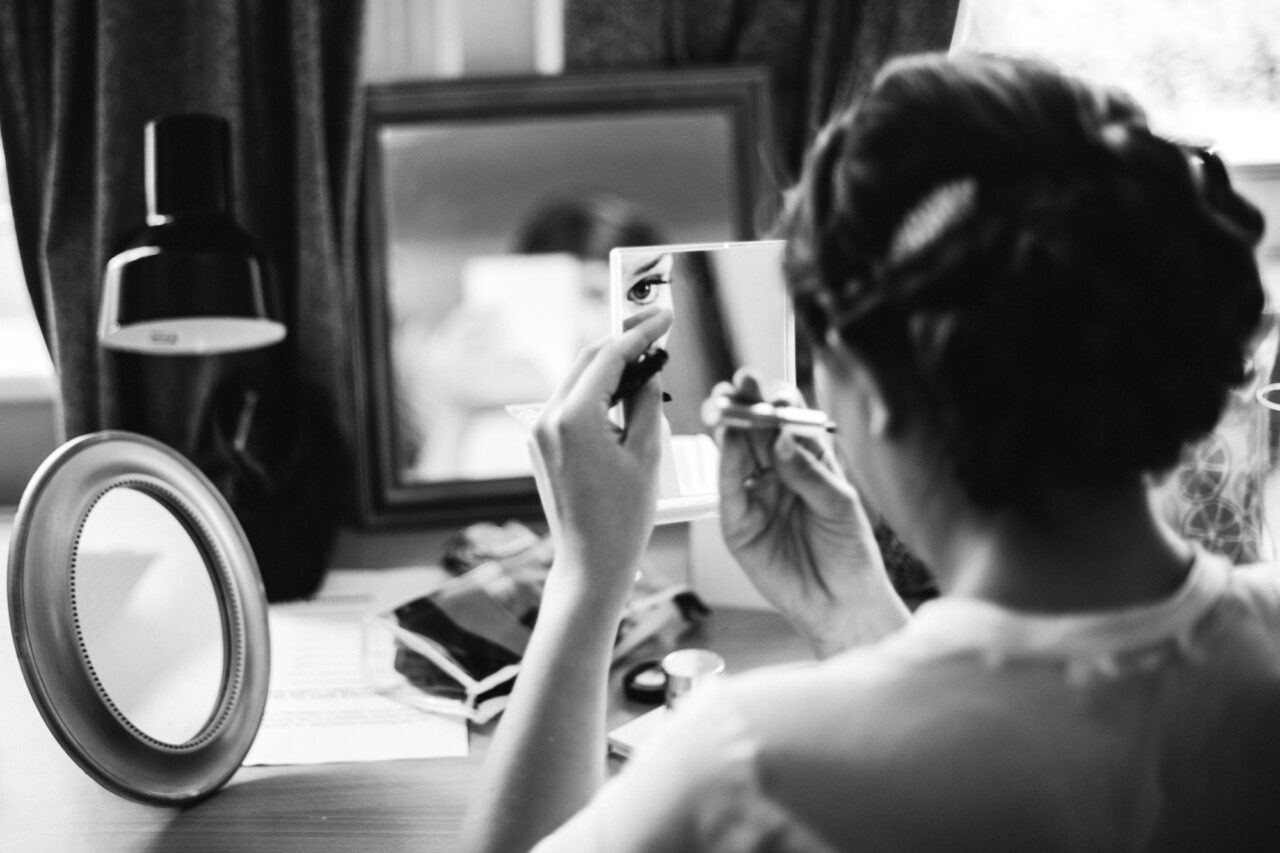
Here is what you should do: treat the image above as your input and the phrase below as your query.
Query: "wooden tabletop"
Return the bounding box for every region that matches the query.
[1,514,810,852]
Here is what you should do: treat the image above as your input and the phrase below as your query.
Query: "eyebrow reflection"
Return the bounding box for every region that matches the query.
[631,254,666,276]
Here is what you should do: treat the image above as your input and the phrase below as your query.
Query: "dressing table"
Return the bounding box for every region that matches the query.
[1,510,810,852]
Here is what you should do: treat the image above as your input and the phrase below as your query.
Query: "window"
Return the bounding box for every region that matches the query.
[0,143,59,505]
[0,148,54,396]
[953,0,1280,296]
[953,0,1280,162]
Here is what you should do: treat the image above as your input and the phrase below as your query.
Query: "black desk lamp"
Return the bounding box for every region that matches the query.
[94,114,333,602]
[98,114,285,355]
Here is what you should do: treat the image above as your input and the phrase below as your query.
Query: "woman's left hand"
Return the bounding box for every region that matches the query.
[531,306,674,605]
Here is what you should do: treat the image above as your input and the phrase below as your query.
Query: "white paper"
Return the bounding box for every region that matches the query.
[607,706,667,761]
[243,567,469,766]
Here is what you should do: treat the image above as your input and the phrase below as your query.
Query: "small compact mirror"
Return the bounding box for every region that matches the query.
[609,240,794,524]
[8,431,269,804]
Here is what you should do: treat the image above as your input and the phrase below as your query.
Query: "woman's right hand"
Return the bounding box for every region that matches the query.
[714,371,908,656]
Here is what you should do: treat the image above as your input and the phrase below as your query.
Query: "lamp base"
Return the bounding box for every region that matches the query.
[104,347,341,601]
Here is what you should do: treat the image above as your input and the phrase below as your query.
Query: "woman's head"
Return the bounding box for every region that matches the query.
[514,192,664,261]
[783,52,1266,510]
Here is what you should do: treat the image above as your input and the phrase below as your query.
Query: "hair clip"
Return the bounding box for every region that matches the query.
[887,178,977,265]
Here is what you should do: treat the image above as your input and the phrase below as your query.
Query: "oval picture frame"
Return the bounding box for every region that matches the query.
[7,431,270,804]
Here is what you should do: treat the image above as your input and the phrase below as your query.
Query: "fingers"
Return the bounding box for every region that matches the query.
[571,307,673,410]
[547,307,673,411]
[546,339,609,410]
[717,413,774,524]
[767,383,806,407]
[617,305,673,356]
[536,307,672,476]
[728,368,806,407]
[718,423,759,485]
[717,416,849,526]
[620,375,664,457]
[771,430,852,517]
[713,369,813,508]
[732,368,766,403]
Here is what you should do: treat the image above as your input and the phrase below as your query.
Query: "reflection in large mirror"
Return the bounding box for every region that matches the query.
[72,486,225,745]
[8,431,269,804]
[355,68,777,526]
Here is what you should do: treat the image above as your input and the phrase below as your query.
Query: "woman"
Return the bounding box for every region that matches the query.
[460,53,1280,851]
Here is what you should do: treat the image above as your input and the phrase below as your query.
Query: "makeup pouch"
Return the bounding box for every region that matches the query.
[363,522,708,723]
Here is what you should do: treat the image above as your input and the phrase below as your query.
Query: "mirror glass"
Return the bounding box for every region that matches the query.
[610,240,794,523]
[383,115,737,486]
[71,486,225,744]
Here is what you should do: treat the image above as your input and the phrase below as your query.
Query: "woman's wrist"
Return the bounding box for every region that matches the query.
[790,572,911,659]
[542,556,639,630]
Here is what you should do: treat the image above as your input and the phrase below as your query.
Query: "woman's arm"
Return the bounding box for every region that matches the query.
[459,568,624,851]
[459,307,673,853]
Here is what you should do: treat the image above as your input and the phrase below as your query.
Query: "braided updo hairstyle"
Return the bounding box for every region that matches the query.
[783,52,1267,510]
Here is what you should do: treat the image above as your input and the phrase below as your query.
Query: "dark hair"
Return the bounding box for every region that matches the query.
[513,192,664,260]
[782,52,1266,509]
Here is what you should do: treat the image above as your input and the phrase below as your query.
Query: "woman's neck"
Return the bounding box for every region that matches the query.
[931,483,1195,614]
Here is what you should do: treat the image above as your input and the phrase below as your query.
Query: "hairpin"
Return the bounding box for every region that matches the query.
[887,178,978,265]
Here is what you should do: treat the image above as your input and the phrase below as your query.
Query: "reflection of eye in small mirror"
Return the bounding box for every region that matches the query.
[72,486,225,745]
[609,241,793,524]
[618,251,676,349]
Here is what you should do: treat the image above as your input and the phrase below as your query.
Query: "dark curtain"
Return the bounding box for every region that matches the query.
[566,0,962,180]
[567,0,960,605]
[0,1,365,600]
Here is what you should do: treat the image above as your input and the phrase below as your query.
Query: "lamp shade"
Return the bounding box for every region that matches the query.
[98,114,286,355]
[98,245,286,355]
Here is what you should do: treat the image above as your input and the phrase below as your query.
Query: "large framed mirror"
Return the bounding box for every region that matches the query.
[354,67,779,527]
